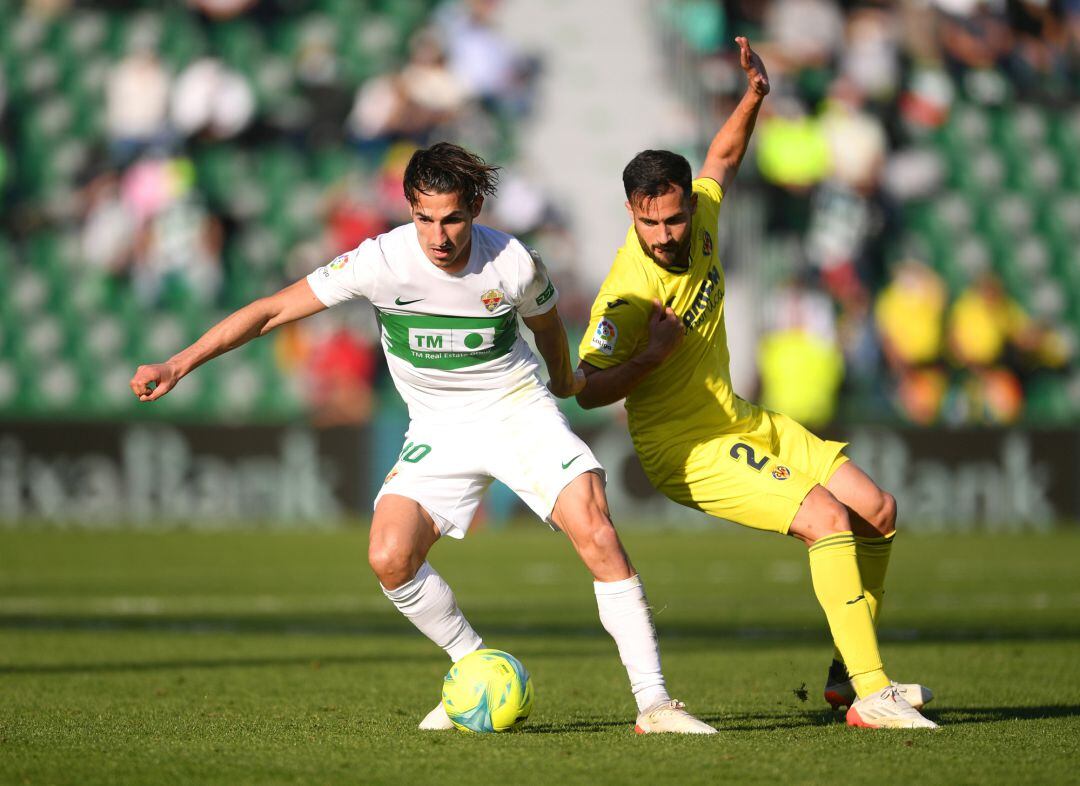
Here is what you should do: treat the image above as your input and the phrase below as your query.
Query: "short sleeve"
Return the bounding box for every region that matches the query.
[578,289,650,370]
[306,239,379,307]
[694,176,723,207]
[515,247,559,318]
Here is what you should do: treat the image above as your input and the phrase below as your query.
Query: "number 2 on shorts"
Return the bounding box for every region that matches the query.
[729,442,768,471]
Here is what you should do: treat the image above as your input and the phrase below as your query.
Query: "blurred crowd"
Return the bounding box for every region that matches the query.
[0,0,576,423]
[665,0,1080,426]
[1,0,1078,428]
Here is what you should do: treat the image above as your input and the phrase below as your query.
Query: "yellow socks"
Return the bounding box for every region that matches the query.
[808,532,890,698]
[832,531,895,666]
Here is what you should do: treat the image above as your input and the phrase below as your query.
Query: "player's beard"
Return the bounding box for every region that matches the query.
[636,229,691,269]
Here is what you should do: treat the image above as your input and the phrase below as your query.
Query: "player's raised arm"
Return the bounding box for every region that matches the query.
[698,36,770,194]
[129,278,326,402]
[575,300,683,409]
[522,306,586,398]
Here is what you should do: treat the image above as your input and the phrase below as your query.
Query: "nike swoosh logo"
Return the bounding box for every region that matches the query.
[561,454,583,470]
[846,595,866,605]
[606,298,629,309]
[395,297,424,306]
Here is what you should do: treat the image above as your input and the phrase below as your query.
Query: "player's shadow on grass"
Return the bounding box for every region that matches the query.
[927,705,1080,725]
[522,710,838,734]
[522,718,635,734]
[5,614,1080,646]
[0,653,445,676]
[705,710,837,731]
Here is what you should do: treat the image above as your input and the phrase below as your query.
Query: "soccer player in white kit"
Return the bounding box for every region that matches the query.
[130,142,714,734]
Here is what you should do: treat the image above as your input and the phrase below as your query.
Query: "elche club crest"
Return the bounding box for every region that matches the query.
[481,289,504,312]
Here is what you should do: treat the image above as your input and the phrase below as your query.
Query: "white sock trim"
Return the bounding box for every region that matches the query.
[594,574,644,595]
[380,561,483,662]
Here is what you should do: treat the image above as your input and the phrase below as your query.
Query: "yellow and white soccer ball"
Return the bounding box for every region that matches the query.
[442,649,534,733]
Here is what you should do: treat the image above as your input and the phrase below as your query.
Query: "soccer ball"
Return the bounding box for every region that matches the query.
[442,649,534,733]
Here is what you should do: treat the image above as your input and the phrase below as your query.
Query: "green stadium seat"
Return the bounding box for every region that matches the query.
[211,19,266,78]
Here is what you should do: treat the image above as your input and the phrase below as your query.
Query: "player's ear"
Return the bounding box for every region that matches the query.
[470,196,483,218]
[624,200,634,219]
[689,192,698,215]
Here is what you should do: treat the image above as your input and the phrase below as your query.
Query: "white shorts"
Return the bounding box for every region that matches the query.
[374,396,604,539]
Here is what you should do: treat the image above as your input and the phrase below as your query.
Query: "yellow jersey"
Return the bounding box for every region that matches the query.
[579,177,755,477]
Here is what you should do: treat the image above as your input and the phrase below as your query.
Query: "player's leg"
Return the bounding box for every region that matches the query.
[788,487,934,728]
[369,493,483,663]
[370,493,486,731]
[821,461,933,710]
[549,470,716,734]
[788,485,890,698]
[826,460,896,626]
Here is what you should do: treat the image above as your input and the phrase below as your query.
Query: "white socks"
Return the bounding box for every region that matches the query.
[594,574,670,712]
[383,564,670,713]
[381,561,483,663]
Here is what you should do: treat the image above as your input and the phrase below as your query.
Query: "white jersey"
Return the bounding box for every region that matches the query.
[306,222,558,423]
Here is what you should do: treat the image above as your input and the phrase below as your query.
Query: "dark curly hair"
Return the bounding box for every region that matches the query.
[403,142,500,207]
[622,149,692,205]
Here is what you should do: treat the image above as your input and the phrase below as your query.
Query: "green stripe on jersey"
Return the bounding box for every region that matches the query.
[376,309,519,369]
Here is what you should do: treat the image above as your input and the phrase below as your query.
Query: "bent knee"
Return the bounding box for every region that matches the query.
[368,544,418,588]
[875,491,897,536]
[792,488,851,546]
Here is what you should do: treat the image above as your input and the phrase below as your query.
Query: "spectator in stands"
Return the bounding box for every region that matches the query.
[875,259,949,424]
[187,0,258,22]
[807,76,890,296]
[105,42,171,164]
[171,58,256,141]
[79,171,139,276]
[934,0,1013,87]
[840,4,902,103]
[757,278,845,427]
[322,177,390,258]
[303,320,379,427]
[435,0,538,115]
[346,27,469,150]
[1006,0,1074,99]
[123,157,224,306]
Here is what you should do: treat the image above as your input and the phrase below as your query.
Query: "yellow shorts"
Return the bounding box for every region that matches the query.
[647,409,848,535]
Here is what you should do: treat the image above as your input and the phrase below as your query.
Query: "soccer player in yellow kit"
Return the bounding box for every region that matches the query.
[576,38,937,729]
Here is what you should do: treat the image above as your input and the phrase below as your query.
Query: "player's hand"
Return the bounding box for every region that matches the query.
[548,367,587,399]
[130,361,181,402]
[643,299,684,365]
[736,36,769,96]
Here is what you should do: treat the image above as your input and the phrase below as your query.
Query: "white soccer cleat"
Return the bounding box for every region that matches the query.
[825,678,934,711]
[634,699,717,735]
[845,686,939,729]
[418,702,455,731]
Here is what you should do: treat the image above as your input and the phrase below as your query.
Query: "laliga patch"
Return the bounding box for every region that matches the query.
[591,317,618,355]
[329,253,351,271]
[481,288,504,312]
[771,466,790,481]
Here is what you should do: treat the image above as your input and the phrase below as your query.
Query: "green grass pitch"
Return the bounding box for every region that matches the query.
[2,525,1079,785]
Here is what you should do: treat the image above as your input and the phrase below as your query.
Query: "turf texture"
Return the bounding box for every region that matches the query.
[2,525,1078,785]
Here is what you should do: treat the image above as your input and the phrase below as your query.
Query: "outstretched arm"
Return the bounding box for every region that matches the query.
[129,278,327,401]
[575,300,683,409]
[698,36,770,194]
[523,305,586,398]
